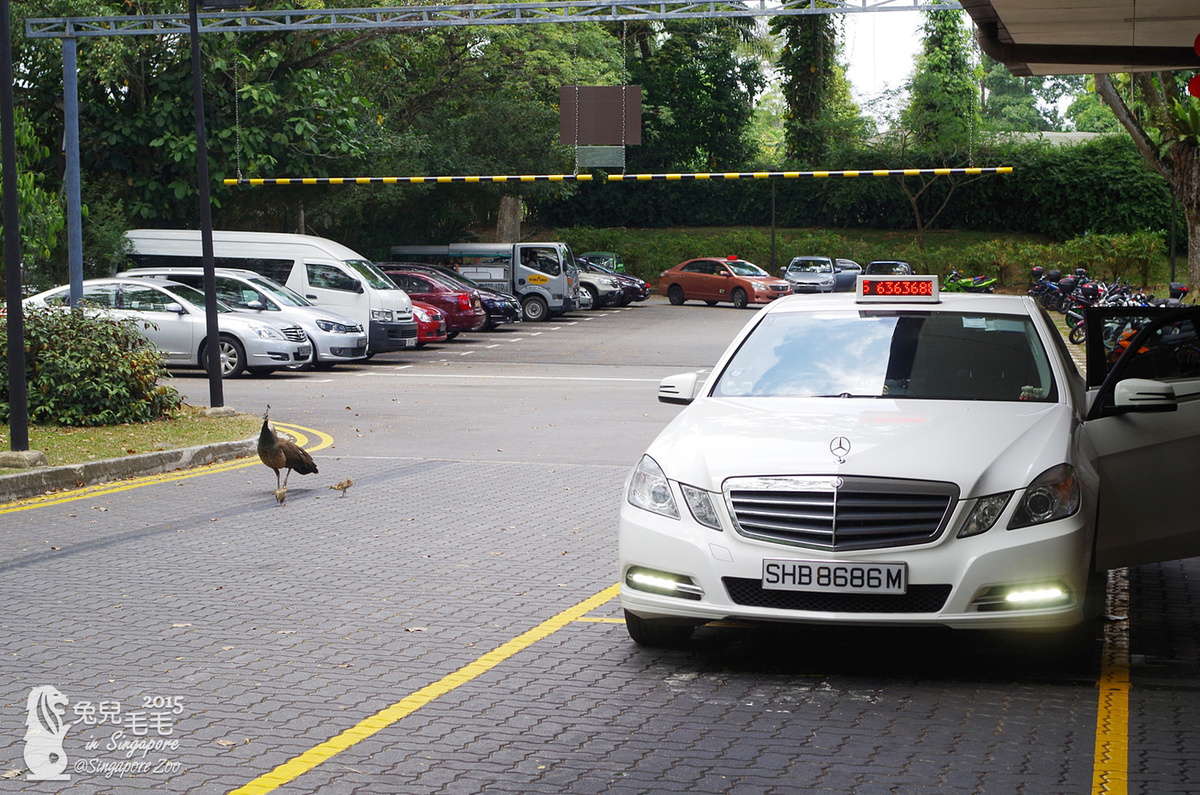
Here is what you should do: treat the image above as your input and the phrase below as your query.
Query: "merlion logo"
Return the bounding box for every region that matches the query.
[24,685,72,781]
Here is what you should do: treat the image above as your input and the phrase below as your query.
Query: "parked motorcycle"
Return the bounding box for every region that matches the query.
[943,270,997,293]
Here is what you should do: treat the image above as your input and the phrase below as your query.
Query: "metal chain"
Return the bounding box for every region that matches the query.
[234,53,242,179]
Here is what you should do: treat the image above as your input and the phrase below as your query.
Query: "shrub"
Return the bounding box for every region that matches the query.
[0,305,181,426]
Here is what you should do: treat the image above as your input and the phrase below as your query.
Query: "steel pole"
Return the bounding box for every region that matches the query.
[189,0,224,407]
[1,0,29,450]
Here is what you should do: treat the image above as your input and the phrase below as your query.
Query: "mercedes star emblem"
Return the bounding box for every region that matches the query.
[830,436,851,462]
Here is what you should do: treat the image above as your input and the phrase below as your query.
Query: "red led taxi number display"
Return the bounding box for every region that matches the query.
[856,275,940,303]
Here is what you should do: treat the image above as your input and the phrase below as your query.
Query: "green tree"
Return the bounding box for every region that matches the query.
[624,20,766,172]
[1095,72,1200,286]
[0,106,65,292]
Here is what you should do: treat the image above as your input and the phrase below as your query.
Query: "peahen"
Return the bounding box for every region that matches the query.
[258,406,318,491]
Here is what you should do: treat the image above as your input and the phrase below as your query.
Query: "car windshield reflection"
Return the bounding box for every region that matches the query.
[712,311,1057,402]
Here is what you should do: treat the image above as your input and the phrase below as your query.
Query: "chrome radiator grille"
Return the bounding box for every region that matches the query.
[280,325,307,343]
[725,476,957,551]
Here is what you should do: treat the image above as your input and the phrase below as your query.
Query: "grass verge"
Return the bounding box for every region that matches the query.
[0,405,261,476]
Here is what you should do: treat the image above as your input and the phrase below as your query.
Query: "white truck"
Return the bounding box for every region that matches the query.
[388,242,580,322]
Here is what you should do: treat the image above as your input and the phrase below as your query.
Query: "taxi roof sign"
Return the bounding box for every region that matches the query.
[856,274,940,303]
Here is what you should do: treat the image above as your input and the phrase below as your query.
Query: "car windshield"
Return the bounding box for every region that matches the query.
[711,311,1057,402]
[790,260,832,273]
[348,259,402,290]
[245,276,312,307]
[158,283,232,313]
[726,261,768,277]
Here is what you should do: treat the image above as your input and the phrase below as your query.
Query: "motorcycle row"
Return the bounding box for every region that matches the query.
[1028,266,1191,345]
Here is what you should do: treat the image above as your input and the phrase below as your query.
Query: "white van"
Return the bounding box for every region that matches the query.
[124,230,418,355]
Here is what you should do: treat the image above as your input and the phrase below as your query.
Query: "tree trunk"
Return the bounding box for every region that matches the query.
[496,195,522,243]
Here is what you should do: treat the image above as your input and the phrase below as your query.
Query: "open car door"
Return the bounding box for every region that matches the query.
[1083,306,1200,570]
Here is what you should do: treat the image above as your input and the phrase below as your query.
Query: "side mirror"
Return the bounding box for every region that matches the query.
[352,279,364,294]
[165,302,185,314]
[1112,378,1177,413]
[658,372,700,405]
[246,300,265,310]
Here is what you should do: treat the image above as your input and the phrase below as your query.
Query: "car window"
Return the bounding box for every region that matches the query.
[681,262,709,274]
[1110,315,1200,382]
[41,284,119,309]
[519,247,561,277]
[790,259,832,273]
[712,311,1057,402]
[120,285,177,312]
[307,263,360,292]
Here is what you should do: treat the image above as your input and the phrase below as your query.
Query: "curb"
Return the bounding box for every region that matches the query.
[0,438,258,505]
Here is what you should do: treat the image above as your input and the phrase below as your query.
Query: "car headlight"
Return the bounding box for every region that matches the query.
[750,281,767,290]
[1008,464,1080,529]
[411,306,430,322]
[680,484,722,530]
[371,308,393,322]
[315,319,354,333]
[957,493,1012,538]
[627,455,679,519]
[247,323,285,340]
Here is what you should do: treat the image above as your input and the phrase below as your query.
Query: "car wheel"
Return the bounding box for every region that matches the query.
[583,284,600,309]
[705,300,718,306]
[731,288,749,309]
[667,285,686,305]
[624,610,695,648]
[522,295,549,322]
[246,366,276,376]
[206,334,246,379]
[446,331,459,340]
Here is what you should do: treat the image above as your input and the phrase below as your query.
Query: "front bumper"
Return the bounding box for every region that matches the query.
[618,493,1094,632]
[368,319,419,353]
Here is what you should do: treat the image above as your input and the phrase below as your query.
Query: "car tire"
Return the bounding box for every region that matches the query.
[583,284,600,309]
[446,331,459,340]
[731,288,749,309]
[206,334,247,379]
[624,610,695,648]
[247,367,276,376]
[667,285,686,305]
[522,295,549,322]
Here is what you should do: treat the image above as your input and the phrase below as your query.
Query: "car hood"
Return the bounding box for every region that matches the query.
[787,272,834,282]
[646,397,1078,498]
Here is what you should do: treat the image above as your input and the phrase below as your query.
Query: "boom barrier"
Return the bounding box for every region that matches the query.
[224,167,1013,186]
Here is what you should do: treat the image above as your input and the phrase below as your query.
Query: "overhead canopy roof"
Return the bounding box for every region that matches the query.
[960,0,1200,76]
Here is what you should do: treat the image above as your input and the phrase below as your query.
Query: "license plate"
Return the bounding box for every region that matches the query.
[404,338,417,348]
[297,345,312,359]
[762,559,907,595]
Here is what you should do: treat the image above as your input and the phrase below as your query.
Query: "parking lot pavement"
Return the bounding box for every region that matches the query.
[2,298,1199,793]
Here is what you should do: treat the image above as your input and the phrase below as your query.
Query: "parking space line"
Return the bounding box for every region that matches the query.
[359,373,660,383]
[0,424,331,514]
[227,583,621,795]
[1092,568,1131,795]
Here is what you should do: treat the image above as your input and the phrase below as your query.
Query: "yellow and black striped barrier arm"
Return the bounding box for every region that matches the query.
[223,167,1013,186]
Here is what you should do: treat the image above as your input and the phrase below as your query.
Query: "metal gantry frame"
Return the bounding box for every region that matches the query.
[26,0,962,290]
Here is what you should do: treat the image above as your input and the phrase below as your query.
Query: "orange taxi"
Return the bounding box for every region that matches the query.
[658,256,794,309]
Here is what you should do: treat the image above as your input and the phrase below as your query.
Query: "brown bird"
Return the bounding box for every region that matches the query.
[329,478,353,498]
[258,406,318,491]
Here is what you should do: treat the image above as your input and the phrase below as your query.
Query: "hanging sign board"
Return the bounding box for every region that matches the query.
[559,86,642,146]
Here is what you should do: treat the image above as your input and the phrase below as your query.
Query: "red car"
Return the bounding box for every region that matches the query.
[382,266,486,338]
[658,256,793,309]
[412,300,448,347]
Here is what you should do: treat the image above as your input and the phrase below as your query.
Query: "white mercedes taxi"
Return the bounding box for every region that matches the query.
[619,275,1200,646]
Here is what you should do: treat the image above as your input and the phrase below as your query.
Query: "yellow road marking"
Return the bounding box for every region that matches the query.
[0,423,331,514]
[228,584,622,795]
[1093,568,1131,794]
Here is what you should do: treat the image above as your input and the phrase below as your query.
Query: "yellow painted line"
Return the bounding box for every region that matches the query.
[0,423,331,514]
[577,616,625,624]
[1093,568,1131,795]
[228,583,622,795]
